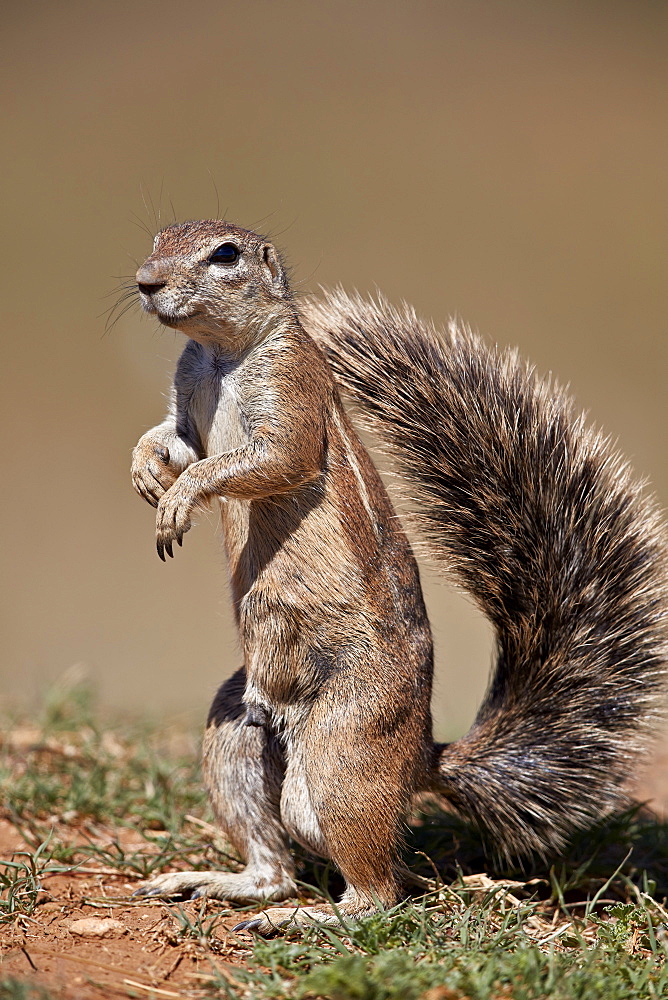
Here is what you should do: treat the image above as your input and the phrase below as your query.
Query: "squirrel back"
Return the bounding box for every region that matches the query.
[301,289,668,856]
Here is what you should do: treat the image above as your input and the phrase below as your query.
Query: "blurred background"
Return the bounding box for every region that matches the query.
[1,2,666,766]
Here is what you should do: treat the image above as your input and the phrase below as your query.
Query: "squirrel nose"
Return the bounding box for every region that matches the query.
[138,281,166,296]
[136,262,168,296]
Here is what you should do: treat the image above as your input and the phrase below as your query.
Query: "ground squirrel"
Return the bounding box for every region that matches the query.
[130,220,667,935]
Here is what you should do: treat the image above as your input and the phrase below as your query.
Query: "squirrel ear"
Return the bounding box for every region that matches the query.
[261,244,284,291]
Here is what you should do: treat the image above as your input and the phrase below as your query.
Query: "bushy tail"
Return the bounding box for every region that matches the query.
[301,289,668,856]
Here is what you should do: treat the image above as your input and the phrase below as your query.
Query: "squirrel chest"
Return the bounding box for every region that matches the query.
[183,350,254,564]
[187,356,250,458]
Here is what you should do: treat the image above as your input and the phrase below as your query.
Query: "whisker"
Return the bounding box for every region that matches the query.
[101,278,142,336]
[250,209,281,232]
[266,216,298,241]
[292,257,324,291]
[102,284,136,305]
[206,170,221,221]
[140,183,153,230]
[101,296,137,332]
[157,178,166,227]
[129,211,153,239]
[105,274,136,290]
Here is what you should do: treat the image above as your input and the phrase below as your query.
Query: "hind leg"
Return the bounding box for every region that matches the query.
[133,669,296,902]
[235,685,426,933]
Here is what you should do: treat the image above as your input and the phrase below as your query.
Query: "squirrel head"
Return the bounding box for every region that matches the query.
[136,220,293,351]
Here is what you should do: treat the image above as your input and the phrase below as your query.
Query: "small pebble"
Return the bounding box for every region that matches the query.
[67,917,126,938]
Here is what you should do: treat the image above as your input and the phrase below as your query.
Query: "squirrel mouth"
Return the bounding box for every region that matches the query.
[138,292,200,327]
[155,307,202,327]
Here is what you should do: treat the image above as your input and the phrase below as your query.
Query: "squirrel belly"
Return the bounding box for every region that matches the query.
[301,289,668,857]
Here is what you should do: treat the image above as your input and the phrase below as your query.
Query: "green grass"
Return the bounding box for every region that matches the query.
[2,681,668,999]
[0,980,57,1000]
[0,834,72,925]
[1,676,216,879]
[197,875,668,999]
[184,881,668,999]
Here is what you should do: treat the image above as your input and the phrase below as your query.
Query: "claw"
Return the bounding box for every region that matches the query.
[165,540,173,559]
[132,886,161,898]
[233,918,263,933]
[191,888,207,899]
[157,540,166,562]
[146,473,165,506]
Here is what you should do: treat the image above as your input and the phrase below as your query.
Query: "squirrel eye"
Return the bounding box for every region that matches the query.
[209,242,240,265]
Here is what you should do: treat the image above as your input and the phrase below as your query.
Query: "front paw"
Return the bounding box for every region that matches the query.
[131,439,180,508]
[155,481,199,560]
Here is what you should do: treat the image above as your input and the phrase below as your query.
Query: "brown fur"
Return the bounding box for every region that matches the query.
[131,222,432,930]
[130,224,668,934]
[302,289,668,856]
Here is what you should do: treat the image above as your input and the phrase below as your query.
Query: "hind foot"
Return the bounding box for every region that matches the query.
[233,901,377,936]
[132,868,296,903]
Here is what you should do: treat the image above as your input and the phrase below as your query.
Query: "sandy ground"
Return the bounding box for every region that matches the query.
[0,819,264,999]
[2,734,667,999]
